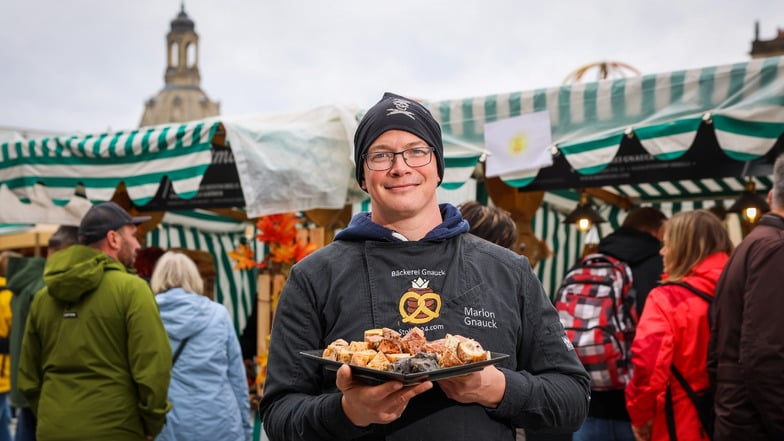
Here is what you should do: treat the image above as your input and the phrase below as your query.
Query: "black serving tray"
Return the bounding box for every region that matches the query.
[300,350,509,386]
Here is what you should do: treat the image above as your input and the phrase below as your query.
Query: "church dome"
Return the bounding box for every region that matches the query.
[141,4,219,127]
[170,5,194,33]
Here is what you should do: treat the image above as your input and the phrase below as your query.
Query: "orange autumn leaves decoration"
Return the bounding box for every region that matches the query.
[227,213,319,389]
[228,213,318,274]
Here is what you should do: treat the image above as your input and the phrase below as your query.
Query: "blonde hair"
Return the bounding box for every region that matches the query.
[661,210,733,281]
[149,251,204,295]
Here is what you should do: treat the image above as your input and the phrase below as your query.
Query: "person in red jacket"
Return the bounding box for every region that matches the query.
[625,210,733,441]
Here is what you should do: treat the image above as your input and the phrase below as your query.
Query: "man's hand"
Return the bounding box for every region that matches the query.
[336,364,433,427]
[436,365,505,408]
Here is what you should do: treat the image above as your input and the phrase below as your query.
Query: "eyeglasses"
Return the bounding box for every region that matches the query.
[362,146,435,171]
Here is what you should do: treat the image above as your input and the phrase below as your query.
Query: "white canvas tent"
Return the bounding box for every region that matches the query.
[0,105,364,224]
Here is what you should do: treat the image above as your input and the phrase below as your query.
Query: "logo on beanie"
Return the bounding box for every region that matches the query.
[386,98,416,120]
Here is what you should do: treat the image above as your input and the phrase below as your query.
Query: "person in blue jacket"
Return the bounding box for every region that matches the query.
[259,92,590,441]
[150,251,251,441]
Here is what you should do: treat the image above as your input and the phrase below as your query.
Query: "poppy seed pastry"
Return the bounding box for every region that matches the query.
[388,352,439,374]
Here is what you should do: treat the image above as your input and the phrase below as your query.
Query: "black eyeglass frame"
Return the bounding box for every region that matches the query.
[362,146,435,171]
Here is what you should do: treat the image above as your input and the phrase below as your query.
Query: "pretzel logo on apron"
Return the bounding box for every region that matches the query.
[399,277,441,324]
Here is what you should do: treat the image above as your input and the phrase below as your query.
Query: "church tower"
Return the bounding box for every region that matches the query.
[750,21,784,58]
[140,4,220,127]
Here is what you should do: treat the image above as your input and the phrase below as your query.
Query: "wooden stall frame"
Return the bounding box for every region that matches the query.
[256,226,324,396]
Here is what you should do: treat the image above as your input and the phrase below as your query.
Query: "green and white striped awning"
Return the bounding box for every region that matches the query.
[441,133,486,190]
[540,175,774,213]
[0,106,368,224]
[423,55,784,195]
[0,120,221,206]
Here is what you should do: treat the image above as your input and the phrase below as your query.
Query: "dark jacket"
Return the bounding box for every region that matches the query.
[5,256,46,409]
[709,213,784,440]
[586,227,662,421]
[598,227,663,316]
[260,204,590,441]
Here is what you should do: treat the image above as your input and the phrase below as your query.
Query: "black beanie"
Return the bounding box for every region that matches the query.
[353,92,444,187]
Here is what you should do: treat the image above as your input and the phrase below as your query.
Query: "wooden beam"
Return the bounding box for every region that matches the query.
[212,124,227,147]
[484,177,551,268]
[206,208,252,222]
[584,187,633,211]
[111,183,165,242]
[304,205,352,244]
[0,225,58,255]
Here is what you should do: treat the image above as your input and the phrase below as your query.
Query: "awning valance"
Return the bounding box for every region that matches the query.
[0,120,220,206]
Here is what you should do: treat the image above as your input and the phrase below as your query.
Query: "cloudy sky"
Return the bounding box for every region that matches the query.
[1,0,782,134]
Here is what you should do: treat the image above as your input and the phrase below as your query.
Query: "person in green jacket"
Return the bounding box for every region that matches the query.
[19,202,173,441]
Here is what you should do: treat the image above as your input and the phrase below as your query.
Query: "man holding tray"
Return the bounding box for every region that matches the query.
[260,92,590,440]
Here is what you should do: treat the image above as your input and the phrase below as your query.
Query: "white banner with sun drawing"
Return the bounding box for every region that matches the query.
[483,110,553,178]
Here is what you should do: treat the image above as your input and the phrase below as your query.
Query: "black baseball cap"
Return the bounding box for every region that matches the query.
[79,202,151,244]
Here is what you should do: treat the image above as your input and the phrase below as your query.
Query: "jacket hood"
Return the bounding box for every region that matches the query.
[598,227,662,264]
[6,256,46,293]
[43,245,127,303]
[334,203,469,242]
[155,288,217,340]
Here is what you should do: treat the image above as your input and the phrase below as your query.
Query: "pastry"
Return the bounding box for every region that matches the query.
[322,326,488,374]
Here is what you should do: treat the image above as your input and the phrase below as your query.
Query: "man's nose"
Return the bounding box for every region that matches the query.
[388,152,411,172]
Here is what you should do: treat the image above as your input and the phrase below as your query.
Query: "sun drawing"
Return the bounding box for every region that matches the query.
[508,132,528,156]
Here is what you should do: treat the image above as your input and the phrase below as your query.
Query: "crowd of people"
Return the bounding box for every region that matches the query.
[0,91,782,441]
[2,202,251,441]
[520,153,784,441]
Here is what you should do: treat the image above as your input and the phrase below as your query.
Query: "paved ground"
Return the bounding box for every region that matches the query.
[9,415,270,440]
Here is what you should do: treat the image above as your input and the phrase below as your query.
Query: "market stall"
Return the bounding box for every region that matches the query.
[0,223,58,256]
[3,56,782,300]
[421,55,784,294]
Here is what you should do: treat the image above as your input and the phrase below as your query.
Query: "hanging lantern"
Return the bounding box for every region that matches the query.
[563,192,606,233]
[728,178,770,223]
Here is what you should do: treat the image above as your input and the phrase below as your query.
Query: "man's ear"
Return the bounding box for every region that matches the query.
[105,230,122,250]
